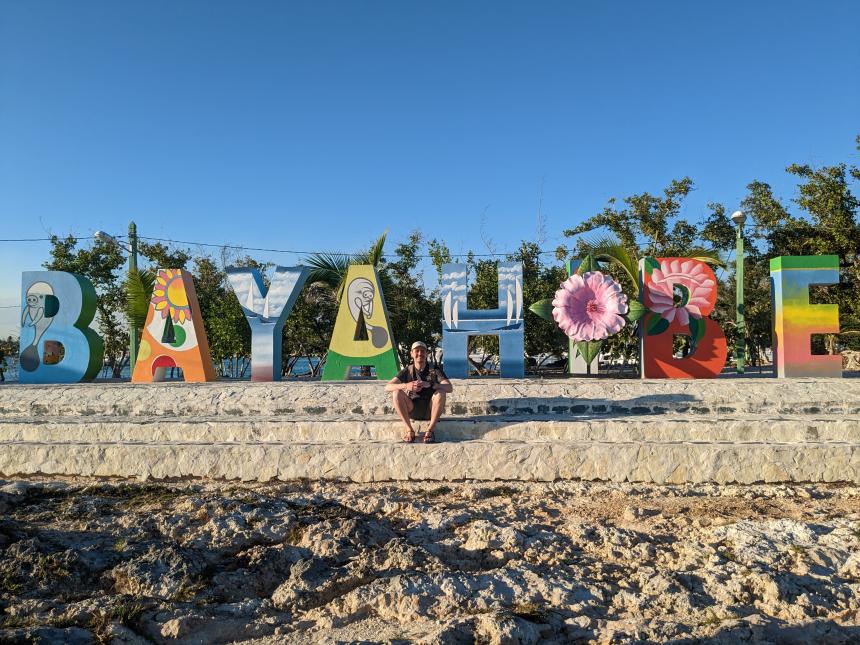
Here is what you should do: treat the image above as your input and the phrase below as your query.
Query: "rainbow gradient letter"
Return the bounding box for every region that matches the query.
[770,255,841,378]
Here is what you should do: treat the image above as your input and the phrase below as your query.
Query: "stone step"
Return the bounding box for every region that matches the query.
[1,439,857,484]
[0,414,858,443]
[2,378,858,418]
[3,379,857,484]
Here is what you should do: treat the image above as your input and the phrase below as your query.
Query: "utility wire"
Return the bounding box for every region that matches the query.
[0,233,561,258]
[129,235,563,258]
[0,236,96,242]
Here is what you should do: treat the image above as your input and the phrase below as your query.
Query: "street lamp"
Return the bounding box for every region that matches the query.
[730,210,746,374]
[95,222,140,372]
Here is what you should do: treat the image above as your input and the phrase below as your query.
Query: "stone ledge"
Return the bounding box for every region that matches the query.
[2,378,859,418]
[1,441,858,483]
[3,379,858,484]
[1,415,859,443]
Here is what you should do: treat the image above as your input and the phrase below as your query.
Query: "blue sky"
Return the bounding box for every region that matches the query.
[1,1,858,337]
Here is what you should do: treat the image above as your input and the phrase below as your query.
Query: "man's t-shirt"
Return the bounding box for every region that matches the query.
[395,363,448,401]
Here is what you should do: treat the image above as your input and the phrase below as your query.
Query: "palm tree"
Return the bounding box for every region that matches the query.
[125,267,157,334]
[304,230,389,299]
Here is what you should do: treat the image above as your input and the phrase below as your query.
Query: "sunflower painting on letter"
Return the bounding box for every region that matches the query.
[151,269,193,324]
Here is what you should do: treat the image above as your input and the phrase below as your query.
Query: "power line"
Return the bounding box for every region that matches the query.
[0,232,564,257]
[127,235,563,259]
[0,236,96,242]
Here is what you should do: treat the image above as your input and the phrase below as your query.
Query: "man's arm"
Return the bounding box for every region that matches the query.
[432,375,453,394]
[385,376,415,394]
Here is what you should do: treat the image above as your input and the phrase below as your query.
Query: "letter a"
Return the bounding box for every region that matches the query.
[321,265,399,380]
[132,269,216,382]
[227,265,310,381]
[19,271,104,383]
[770,256,841,378]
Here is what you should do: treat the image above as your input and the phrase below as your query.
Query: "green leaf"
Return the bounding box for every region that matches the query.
[305,230,388,300]
[689,315,706,345]
[645,312,670,336]
[575,340,602,365]
[625,300,647,323]
[642,257,660,276]
[124,268,156,331]
[576,254,599,275]
[580,234,639,294]
[528,298,555,322]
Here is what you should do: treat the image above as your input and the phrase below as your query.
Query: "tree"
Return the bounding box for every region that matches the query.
[0,335,16,381]
[720,142,860,357]
[382,232,442,365]
[507,241,567,368]
[192,255,251,378]
[695,136,860,362]
[281,283,337,377]
[305,232,388,299]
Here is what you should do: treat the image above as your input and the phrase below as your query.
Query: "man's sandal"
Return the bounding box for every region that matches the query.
[423,430,436,443]
[403,430,416,443]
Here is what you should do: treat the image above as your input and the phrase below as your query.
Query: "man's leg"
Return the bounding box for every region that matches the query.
[426,392,446,438]
[392,390,415,440]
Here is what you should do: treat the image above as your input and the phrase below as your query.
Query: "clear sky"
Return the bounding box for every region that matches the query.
[1,1,858,337]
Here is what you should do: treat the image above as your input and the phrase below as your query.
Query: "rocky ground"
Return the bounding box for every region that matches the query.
[0,478,858,644]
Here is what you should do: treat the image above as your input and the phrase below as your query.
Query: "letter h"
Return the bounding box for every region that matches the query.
[440,262,525,378]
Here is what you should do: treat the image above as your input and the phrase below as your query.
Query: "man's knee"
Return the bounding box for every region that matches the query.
[393,390,412,411]
[432,391,446,407]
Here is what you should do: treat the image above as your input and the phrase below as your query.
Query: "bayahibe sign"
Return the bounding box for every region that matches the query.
[17,254,842,384]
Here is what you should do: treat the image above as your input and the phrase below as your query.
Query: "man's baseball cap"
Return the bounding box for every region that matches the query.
[410,341,428,351]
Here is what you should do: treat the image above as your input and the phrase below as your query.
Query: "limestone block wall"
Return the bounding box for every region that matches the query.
[0,378,858,484]
[1,377,859,418]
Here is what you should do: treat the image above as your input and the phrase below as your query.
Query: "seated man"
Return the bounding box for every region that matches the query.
[385,341,453,443]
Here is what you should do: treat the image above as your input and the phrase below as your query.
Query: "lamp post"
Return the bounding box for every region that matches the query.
[730,210,746,374]
[96,221,140,373]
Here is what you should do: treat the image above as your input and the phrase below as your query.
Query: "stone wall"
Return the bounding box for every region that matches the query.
[1,378,858,484]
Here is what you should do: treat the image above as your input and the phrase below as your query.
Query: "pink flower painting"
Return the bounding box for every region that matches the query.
[552,272,628,341]
[646,258,716,326]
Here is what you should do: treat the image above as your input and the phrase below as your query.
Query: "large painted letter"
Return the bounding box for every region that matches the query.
[19,271,104,383]
[770,255,841,378]
[321,265,399,380]
[640,257,727,378]
[227,265,309,381]
[441,262,524,378]
[132,269,216,382]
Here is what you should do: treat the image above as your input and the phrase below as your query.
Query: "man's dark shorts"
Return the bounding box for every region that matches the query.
[409,397,431,421]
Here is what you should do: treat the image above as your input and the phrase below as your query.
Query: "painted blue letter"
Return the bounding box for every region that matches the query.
[440,262,525,378]
[19,271,104,383]
[226,265,310,381]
